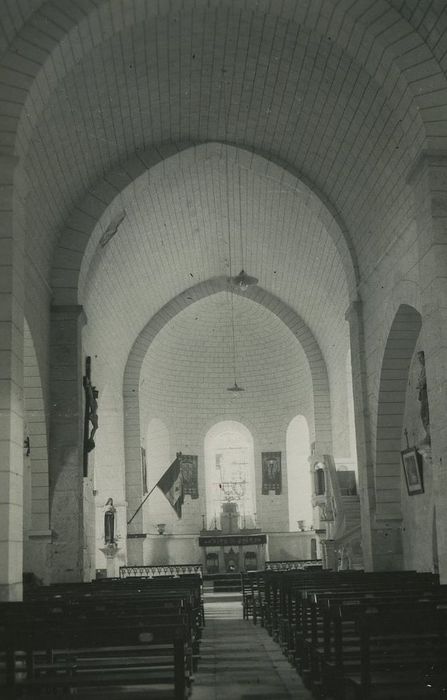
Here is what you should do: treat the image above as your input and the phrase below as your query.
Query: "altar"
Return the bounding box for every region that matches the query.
[198,531,267,573]
[127,530,316,571]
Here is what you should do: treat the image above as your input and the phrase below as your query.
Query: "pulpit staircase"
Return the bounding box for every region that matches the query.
[314,455,363,569]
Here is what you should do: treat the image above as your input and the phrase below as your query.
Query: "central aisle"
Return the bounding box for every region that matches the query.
[192,598,313,699]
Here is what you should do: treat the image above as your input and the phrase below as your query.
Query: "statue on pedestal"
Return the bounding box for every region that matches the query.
[104,497,116,544]
[416,351,430,445]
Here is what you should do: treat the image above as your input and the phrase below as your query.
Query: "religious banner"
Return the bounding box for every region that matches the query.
[179,453,199,498]
[262,451,282,495]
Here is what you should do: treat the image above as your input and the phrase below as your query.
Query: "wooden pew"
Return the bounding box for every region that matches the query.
[339,602,447,700]
[0,575,203,699]
[1,617,190,699]
[241,570,258,620]
[308,587,447,697]
[249,568,446,700]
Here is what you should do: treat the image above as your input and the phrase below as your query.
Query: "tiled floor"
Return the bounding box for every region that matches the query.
[191,599,313,699]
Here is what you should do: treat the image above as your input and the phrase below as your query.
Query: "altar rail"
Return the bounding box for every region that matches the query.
[264,559,322,571]
[120,564,203,578]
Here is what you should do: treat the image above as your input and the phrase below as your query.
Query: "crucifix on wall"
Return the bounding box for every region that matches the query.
[83,356,99,477]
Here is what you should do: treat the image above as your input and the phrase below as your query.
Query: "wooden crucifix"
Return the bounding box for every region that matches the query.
[83,356,99,476]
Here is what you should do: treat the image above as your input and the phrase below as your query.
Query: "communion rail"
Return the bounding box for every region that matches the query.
[120,564,203,578]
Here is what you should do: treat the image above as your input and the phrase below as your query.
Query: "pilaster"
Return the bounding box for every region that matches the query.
[49,304,87,582]
[345,299,375,569]
[409,153,447,581]
[0,155,24,600]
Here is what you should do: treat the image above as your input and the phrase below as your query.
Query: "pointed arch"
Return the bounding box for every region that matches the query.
[124,279,332,531]
[51,142,358,305]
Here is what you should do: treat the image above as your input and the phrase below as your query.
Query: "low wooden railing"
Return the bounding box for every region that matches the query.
[265,559,322,571]
[120,564,203,578]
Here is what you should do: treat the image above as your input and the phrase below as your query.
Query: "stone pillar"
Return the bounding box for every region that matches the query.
[409,153,447,582]
[49,305,86,583]
[99,543,121,578]
[0,156,24,600]
[345,300,375,570]
[320,538,337,570]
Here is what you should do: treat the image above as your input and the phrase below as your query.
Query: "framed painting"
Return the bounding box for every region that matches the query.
[262,451,282,495]
[179,454,199,498]
[401,447,424,495]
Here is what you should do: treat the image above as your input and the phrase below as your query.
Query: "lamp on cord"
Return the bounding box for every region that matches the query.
[221,73,255,392]
[226,290,245,395]
[228,160,258,292]
[224,152,245,395]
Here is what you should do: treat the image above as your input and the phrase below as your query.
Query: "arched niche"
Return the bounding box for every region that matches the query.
[286,415,312,532]
[375,304,422,524]
[204,421,256,531]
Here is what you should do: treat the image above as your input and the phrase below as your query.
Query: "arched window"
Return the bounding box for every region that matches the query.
[286,415,312,531]
[204,421,255,531]
[314,464,326,496]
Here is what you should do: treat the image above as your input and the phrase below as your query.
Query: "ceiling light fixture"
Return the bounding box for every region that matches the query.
[227,381,245,393]
[231,269,258,292]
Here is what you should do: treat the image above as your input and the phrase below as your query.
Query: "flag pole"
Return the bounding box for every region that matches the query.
[127,482,158,526]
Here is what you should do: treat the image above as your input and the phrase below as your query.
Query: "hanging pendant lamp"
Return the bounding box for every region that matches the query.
[230,269,258,292]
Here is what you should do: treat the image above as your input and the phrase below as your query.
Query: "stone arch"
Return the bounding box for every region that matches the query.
[124,278,332,531]
[52,141,358,304]
[0,0,444,163]
[375,304,422,521]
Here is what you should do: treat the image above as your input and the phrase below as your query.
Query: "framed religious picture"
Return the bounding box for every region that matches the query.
[262,452,282,495]
[401,447,424,495]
